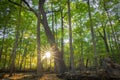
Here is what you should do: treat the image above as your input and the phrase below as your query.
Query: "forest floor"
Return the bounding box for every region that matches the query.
[0,73,63,80]
[1,71,120,80]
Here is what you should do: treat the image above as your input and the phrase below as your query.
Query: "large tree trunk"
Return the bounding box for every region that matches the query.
[39,0,66,73]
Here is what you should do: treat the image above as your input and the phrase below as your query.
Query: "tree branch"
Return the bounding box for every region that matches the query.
[46,9,60,14]
[98,30,104,39]
[8,0,38,17]
[8,0,29,11]
[22,0,38,17]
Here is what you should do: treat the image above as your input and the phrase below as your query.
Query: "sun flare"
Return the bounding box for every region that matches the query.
[45,51,51,58]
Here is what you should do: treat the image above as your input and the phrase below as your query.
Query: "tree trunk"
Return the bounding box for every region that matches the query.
[30,53,32,70]
[19,44,28,70]
[87,0,98,69]
[9,26,19,76]
[0,27,6,61]
[23,59,26,70]
[9,3,21,75]
[61,7,64,60]
[36,17,43,75]
[55,13,58,43]
[80,39,85,70]
[68,0,75,73]
[98,26,110,54]
[39,0,66,73]
[103,28,110,53]
[51,0,55,35]
[3,46,8,69]
[17,29,24,69]
[36,0,43,75]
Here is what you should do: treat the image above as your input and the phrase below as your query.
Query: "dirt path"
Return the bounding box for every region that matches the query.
[40,74,63,80]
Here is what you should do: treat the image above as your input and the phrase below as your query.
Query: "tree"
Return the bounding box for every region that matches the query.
[36,0,43,75]
[0,27,6,61]
[9,0,21,76]
[87,0,98,69]
[68,0,75,73]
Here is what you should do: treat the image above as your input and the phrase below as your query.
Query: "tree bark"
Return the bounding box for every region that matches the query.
[61,6,64,60]
[68,0,75,73]
[103,28,110,53]
[36,17,43,75]
[87,0,98,69]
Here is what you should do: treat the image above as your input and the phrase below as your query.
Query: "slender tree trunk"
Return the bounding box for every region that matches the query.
[54,13,58,43]
[9,27,19,76]
[9,3,21,75]
[51,0,55,35]
[54,13,58,72]
[61,7,64,60]
[17,30,24,70]
[80,38,84,70]
[19,44,28,70]
[86,59,89,68]
[3,46,8,69]
[30,53,32,70]
[10,27,20,74]
[87,0,98,69]
[103,0,119,53]
[0,27,6,61]
[24,59,26,70]
[68,0,75,73]
[36,0,43,75]
[103,28,110,53]
[98,26,110,54]
[36,17,43,75]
